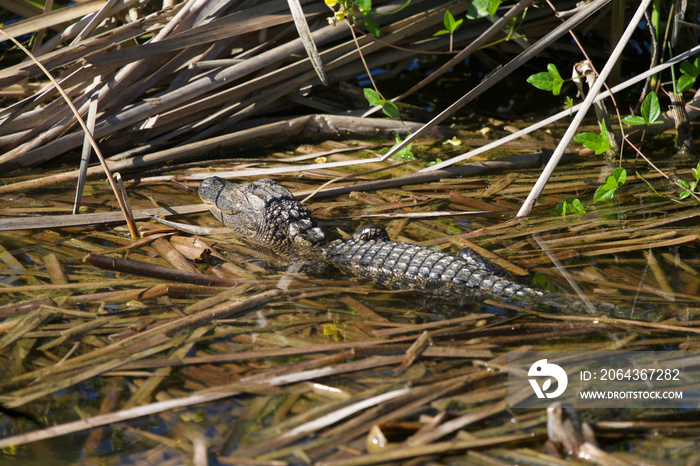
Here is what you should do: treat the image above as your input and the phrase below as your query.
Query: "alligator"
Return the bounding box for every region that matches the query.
[198,176,548,302]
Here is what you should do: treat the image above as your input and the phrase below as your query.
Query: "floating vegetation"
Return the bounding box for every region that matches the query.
[1,0,700,463]
[0,150,699,463]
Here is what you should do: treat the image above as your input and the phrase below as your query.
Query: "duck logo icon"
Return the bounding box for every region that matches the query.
[528,359,568,399]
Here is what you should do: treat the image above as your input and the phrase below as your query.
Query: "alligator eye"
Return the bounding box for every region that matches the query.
[243,192,266,211]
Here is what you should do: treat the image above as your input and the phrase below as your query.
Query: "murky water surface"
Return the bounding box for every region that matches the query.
[0,145,699,464]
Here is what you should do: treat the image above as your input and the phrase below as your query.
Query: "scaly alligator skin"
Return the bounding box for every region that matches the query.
[199,176,543,299]
[325,234,540,298]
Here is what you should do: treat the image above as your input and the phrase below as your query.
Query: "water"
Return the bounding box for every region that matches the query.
[0,151,698,463]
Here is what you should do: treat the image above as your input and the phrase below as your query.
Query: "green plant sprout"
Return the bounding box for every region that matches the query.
[621,92,663,126]
[526,63,564,96]
[390,135,414,160]
[555,198,586,216]
[574,120,611,155]
[363,88,400,118]
[678,162,700,200]
[466,0,502,20]
[555,166,628,215]
[433,10,463,52]
[594,167,627,202]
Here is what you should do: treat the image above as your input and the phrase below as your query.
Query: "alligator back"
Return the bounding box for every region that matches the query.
[325,238,543,299]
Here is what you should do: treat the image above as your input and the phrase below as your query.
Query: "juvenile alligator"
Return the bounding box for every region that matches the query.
[199,176,546,301]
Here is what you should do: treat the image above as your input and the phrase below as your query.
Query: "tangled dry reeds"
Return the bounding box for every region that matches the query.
[1,0,485,170]
[2,1,700,464]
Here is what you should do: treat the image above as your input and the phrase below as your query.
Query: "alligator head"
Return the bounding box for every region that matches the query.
[199,177,326,254]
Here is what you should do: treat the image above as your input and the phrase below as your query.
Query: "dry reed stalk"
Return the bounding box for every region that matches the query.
[0,289,279,406]
[2,334,175,407]
[0,28,140,237]
[121,325,209,409]
[0,204,206,230]
[0,280,141,294]
[0,379,283,450]
[0,0,110,40]
[0,1,420,167]
[238,386,413,457]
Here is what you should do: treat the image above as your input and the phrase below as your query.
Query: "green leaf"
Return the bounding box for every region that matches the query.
[444,10,455,30]
[546,63,561,78]
[555,198,586,216]
[364,16,380,37]
[677,74,696,93]
[574,132,609,155]
[611,167,627,185]
[552,80,562,96]
[436,11,462,34]
[381,100,400,119]
[466,0,491,19]
[527,71,555,91]
[526,64,563,95]
[624,93,664,125]
[547,63,563,95]
[363,88,384,106]
[363,89,400,118]
[488,0,501,17]
[574,133,607,155]
[355,0,372,11]
[574,121,609,155]
[594,167,626,202]
[621,115,647,125]
[680,60,700,77]
[594,185,615,202]
[680,164,700,200]
[391,135,414,160]
[641,92,662,124]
